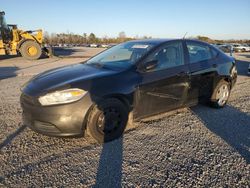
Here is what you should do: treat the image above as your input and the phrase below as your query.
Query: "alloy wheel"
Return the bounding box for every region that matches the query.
[216,84,229,106]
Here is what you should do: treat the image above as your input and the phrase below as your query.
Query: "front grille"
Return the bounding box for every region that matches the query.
[34,121,61,133]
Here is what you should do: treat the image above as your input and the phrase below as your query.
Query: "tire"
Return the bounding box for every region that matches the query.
[87,98,129,143]
[43,46,54,57]
[210,80,230,108]
[20,40,42,60]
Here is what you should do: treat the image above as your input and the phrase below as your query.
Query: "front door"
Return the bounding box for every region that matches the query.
[134,41,190,119]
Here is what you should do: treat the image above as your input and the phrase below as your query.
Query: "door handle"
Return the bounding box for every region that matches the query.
[177,71,188,76]
[212,64,217,68]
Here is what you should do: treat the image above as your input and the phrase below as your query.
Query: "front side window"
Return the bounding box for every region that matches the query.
[144,41,184,71]
[187,42,212,63]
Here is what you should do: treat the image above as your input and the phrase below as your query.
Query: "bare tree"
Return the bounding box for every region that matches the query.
[43,31,50,44]
[88,33,97,44]
[83,33,87,44]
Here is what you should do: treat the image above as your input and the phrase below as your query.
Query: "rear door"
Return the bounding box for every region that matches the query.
[184,40,216,104]
[134,41,190,119]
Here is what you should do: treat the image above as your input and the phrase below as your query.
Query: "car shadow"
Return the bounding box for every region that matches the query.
[92,102,127,187]
[0,58,63,80]
[0,66,19,80]
[0,55,19,60]
[52,47,92,58]
[53,47,76,57]
[1,133,124,187]
[235,60,250,76]
[94,137,123,187]
[191,105,250,164]
[0,124,27,150]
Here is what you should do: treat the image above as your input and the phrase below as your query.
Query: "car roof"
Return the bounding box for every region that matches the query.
[129,38,180,45]
[131,39,178,44]
[129,38,211,46]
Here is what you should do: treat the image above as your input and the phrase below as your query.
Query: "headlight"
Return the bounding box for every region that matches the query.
[38,88,87,106]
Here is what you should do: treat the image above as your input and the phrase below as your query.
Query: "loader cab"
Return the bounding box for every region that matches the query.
[0,11,12,42]
[0,12,8,29]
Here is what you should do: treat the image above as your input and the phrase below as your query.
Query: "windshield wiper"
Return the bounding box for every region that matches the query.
[87,62,104,68]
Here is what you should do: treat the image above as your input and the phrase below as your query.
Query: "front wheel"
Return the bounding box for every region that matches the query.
[210,80,230,108]
[87,98,129,143]
[20,40,42,60]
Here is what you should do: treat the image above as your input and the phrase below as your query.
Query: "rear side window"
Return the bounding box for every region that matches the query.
[187,42,212,63]
[211,47,219,58]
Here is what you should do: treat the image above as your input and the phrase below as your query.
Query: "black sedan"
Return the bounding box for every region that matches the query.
[20,39,237,143]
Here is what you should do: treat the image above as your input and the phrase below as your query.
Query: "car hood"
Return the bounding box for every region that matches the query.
[23,63,118,96]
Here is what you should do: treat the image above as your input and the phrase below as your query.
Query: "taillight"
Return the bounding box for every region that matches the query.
[231,65,237,78]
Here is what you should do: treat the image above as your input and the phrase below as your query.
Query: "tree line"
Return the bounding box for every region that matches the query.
[43,31,250,45]
[195,36,250,44]
[43,31,152,45]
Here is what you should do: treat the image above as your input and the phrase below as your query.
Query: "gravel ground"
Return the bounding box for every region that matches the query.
[0,52,249,187]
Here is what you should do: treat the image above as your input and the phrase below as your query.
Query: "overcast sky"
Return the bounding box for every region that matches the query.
[2,0,250,39]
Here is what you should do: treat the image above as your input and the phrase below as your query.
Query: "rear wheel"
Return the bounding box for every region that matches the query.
[20,40,42,60]
[210,80,230,108]
[87,98,129,143]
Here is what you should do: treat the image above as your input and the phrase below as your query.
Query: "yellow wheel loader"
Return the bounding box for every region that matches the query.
[0,11,51,60]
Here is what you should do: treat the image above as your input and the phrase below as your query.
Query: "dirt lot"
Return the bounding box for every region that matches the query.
[0,48,249,187]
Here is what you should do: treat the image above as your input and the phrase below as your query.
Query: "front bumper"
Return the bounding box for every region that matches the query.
[20,93,93,137]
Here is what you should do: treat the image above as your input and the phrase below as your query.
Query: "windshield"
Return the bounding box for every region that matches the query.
[86,41,155,69]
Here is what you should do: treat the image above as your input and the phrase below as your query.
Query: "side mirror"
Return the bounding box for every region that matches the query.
[143,60,158,71]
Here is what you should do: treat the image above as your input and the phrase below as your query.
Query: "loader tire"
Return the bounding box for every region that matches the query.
[20,40,42,60]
